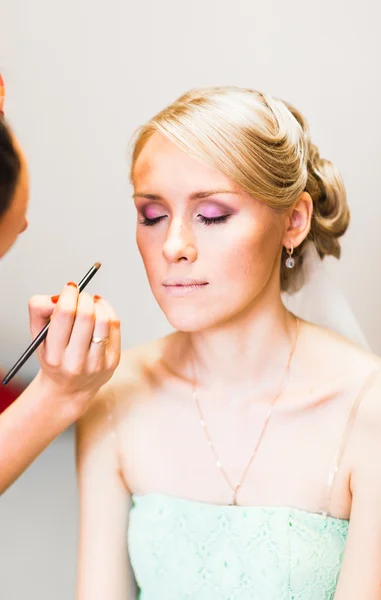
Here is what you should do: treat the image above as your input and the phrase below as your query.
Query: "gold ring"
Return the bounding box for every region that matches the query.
[91,336,109,346]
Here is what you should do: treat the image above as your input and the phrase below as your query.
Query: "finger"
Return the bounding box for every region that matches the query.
[63,292,96,372]
[86,297,111,373]
[97,298,121,371]
[28,295,57,339]
[0,73,5,115]
[43,282,79,366]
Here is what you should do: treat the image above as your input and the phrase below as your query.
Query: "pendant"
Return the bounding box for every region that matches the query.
[229,495,237,506]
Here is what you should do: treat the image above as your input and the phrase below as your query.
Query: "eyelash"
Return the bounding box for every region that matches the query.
[198,215,230,226]
[140,215,230,227]
[140,216,165,226]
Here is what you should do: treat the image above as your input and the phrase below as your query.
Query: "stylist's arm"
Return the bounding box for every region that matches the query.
[0,74,120,494]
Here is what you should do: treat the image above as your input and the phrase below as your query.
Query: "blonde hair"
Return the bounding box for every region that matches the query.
[131,86,350,291]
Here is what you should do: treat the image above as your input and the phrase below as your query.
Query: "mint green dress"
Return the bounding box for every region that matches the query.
[128,493,348,599]
[126,370,378,599]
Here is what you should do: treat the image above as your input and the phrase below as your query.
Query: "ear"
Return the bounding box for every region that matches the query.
[282,191,313,250]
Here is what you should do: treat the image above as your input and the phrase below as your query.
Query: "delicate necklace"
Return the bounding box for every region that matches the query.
[192,318,300,506]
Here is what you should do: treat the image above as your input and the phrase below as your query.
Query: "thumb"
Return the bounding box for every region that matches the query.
[28,295,56,339]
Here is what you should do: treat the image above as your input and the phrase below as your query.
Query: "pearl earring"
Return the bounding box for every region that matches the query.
[285,243,295,269]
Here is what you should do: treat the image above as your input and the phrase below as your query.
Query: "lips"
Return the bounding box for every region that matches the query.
[162,279,209,296]
[162,279,208,287]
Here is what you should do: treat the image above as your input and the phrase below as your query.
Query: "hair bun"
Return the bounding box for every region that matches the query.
[306,141,350,259]
[283,100,350,261]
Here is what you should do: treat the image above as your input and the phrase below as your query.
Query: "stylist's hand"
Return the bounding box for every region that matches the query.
[28,282,120,416]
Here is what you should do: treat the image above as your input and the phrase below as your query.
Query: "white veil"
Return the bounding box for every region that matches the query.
[281,242,370,351]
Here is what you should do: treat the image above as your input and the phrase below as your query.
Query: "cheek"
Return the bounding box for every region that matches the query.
[210,220,279,282]
[136,232,149,263]
[219,240,260,285]
[136,230,161,274]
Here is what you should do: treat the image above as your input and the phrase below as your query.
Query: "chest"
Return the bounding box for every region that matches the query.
[118,383,354,517]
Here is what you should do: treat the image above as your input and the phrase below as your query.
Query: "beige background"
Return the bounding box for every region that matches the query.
[1,0,380,598]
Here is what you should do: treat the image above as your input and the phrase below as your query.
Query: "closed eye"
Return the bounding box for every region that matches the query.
[198,214,231,225]
[139,215,166,226]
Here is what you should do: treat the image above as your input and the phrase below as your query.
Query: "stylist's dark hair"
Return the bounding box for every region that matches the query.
[0,115,21,219]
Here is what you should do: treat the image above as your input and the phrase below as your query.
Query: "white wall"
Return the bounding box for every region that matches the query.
[1,0,381,383]
[1,0,380,597]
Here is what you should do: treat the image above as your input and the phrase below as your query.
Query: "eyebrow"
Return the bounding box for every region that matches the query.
[133,190,239,201]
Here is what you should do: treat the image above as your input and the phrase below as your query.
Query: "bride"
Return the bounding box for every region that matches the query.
[76,86,381,600]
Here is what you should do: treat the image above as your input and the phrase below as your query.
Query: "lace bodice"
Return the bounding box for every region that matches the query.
[128,493,349,599]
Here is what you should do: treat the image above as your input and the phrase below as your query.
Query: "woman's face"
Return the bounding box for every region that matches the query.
[133,132,286,332]
[0,137,29,258]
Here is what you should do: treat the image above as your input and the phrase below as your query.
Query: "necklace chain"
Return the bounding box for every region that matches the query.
[192,318,300,506]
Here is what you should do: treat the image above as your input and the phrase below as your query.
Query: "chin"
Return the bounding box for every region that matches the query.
[157,302,210,332]
[153,287,256,333]
[160,302,232,333]
[165,310,206,332]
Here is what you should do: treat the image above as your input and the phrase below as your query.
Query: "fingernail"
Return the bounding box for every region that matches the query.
[67,281,77,288]
[51,295,59,304]
[93,295,102,302]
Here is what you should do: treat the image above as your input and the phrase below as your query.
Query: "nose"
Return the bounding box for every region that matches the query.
[162,218,197,264]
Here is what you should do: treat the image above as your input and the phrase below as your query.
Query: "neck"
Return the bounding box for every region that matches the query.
[185,288,298,398]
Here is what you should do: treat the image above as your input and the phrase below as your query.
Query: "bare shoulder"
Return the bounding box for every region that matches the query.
[296,319,381,440]
[301,320,381,462]
[299,319,381,383]
[297,321,381,493]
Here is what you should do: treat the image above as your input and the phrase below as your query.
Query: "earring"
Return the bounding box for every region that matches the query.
[285,242,295,269]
